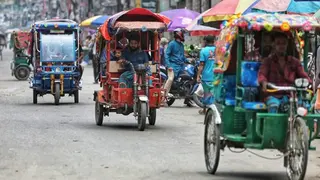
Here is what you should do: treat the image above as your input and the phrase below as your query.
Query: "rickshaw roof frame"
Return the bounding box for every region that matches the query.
[32,19,79,30]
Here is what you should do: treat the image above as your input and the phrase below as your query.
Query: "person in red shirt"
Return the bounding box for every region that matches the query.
[258,32,311,113]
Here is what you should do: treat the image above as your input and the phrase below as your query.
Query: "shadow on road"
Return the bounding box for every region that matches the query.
[75,121,166,132]
[195,171,285,180]
[214,171,285,180]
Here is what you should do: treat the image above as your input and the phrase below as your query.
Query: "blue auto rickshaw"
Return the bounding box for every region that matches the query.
[29,19,81,105]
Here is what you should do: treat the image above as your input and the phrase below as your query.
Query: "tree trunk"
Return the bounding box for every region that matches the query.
[192,0,201,12]
[186,0,192,10]
[201,0,210,12]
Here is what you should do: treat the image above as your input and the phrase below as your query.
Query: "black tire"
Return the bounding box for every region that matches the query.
[95,100,104,126]
[167,98,175,106]
[74,90,79,103]
[192,93,204,108]
[148,108,156,125]
[204,109,220,175]
[14,66,30,81]
[33,89,37,104]
[54,83,60,105]
[286,117,309,180]
[138,102,147,131]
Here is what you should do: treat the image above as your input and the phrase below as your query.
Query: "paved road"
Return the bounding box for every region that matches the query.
[0,49,319,180]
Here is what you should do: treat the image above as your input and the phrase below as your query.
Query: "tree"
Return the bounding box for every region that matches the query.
[186,0,192,10]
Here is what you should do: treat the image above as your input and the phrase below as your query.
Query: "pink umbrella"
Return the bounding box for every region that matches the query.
[186,9,220,36]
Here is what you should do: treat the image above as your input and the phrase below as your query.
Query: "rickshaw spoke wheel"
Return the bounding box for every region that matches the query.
[204,109,220,175]
[286,117,308,180]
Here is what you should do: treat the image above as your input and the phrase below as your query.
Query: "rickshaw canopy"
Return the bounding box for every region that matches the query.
[33,19,78,30]
[100,8,170,41]
[215,13,320,71]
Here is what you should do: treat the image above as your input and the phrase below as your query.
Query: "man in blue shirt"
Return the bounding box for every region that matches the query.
[197,35,216,114]
[118,36,150,88]
[163,28,193,106]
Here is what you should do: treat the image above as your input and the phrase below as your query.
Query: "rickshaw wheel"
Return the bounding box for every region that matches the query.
[167,98,175,106]
[204,109,220,175]
[54,83,60,105]
[33,89,37,104]
[148,108,156,126]
[14,66,30,81]
[285,117,309,180]
[95,100,104,126]
[137,102,147,131]
[74,90,79,103]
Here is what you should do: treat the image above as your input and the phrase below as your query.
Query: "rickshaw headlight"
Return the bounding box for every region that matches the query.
[297,107,308,116]
[295,78,309,88]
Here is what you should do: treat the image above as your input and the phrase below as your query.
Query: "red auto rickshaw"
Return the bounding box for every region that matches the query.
[93,8,170,131]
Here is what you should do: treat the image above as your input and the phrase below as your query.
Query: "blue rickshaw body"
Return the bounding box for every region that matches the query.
[29,19,81,104]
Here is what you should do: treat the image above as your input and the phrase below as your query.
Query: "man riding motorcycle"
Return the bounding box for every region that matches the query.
[163,28,193,107]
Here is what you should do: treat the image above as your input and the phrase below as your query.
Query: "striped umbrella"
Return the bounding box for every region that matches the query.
[202,0,261,23]
[253,0,320,14]
[80,15,109,28]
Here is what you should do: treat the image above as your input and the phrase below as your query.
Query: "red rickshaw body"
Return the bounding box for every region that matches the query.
[94,8,169,110]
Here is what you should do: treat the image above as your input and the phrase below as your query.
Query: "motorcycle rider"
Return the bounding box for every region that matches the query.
[163,28,193,107]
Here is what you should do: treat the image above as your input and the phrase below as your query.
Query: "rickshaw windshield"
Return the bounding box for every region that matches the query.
[40,33,75,62]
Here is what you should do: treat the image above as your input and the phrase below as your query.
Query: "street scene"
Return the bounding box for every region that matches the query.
[1,0,320,180]
[0,48,319,180]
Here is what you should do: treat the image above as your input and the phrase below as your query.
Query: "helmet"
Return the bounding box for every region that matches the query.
[173,28,185,42]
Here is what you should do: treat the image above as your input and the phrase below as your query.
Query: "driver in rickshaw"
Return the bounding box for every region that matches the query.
[258,32,311,113]
[118,35,150,88]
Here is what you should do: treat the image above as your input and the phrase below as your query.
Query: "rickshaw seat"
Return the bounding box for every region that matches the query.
[240,61,266,110]
[223,75,236,106]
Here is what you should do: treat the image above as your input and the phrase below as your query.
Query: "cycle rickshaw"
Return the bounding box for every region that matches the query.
[93,8,169,131]
[29,19,82,105]
[204,13,320,180]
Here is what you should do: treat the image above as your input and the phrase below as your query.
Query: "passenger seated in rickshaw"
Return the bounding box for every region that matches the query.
[118,35,150,88]
[258,32,311,113]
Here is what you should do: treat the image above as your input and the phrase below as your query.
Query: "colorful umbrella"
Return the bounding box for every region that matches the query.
[186,9,220,36]
[160,8,200,31]
[253,0,320,14]
[202,0,261,23]
[91,15,109,27]
[80,15,109,28]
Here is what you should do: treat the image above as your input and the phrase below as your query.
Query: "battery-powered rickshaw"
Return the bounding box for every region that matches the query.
[29,19,82,105]
[204,13,320,180]
[9,31,31,80]
[93,8,168,131]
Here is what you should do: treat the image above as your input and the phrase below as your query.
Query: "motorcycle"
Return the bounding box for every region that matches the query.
[160,59,204,108]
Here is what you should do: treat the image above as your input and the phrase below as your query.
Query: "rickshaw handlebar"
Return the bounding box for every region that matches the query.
[267,83,296,91]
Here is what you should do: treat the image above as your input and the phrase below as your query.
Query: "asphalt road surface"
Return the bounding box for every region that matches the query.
[0,49,319,180]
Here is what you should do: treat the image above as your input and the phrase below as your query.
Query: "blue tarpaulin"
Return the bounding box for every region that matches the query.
[287,1,320,14]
